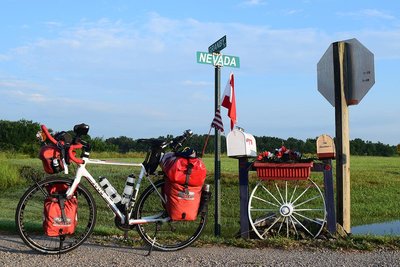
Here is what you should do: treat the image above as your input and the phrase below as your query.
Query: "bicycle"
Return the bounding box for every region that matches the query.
[15,123,210,254]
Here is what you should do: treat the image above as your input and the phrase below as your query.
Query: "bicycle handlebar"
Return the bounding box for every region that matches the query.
[170,129,193,151]
[40,125,58,145]
[40,124,84,164]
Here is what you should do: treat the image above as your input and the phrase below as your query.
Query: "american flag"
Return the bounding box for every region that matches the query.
[211,108,224,132]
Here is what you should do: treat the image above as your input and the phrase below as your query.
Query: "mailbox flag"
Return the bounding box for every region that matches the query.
[221,72,237,130]
[211,108,224,132]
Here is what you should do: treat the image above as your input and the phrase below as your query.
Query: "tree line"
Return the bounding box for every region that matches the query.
[0,119,397,157]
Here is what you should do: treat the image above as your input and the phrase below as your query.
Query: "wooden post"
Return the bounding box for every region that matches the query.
[322,159,336,234]
[333,41,351,233]
[238,157,250,239]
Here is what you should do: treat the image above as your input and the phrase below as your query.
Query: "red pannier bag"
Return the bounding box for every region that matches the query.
[163,181,202,221]
[43,184,78,237]
[160,152,207,221]
[39,145,64,174]
[160,152,206,186]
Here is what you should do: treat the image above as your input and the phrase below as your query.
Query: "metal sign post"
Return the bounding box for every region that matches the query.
[196,36,240,236]
[214,63,222,236]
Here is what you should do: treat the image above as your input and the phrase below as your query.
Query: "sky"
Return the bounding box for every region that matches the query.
[0,0,399,145]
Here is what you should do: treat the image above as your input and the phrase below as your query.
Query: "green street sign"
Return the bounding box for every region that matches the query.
[196,51,240,68]
[208,35,227,53]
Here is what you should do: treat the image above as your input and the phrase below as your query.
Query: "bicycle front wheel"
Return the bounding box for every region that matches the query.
[15,177,97,254]
[135,179,207,251]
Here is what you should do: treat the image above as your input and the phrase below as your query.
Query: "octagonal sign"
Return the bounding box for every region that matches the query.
[317,38,375,107]
[317,44,335,106]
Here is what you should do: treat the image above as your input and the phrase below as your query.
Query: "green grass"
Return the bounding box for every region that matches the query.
[1,154,400,250]
[0,153,26,190]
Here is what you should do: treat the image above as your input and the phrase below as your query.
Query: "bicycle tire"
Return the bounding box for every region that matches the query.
[15,177,97,254]
[135,179,207,251]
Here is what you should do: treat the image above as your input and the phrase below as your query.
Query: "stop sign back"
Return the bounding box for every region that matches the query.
[317,38,375,106]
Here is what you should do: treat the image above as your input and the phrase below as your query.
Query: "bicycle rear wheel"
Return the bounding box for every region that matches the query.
[15,177,97,254]
[135,179,207,251]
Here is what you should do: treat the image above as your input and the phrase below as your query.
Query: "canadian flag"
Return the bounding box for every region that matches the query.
[221,72,237,130]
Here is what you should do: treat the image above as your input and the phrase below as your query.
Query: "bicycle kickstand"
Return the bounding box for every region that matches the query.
[146,223,160,256]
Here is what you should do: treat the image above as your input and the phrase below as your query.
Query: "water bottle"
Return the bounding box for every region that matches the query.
[121,174,136,205]
[51,158,60,173]
[198,184,212,215]
[99,177,121,204]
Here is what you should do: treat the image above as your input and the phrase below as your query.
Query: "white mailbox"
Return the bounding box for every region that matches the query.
[226,128,257,158]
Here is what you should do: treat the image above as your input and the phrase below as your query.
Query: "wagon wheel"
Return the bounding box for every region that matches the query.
[248,178,326,239]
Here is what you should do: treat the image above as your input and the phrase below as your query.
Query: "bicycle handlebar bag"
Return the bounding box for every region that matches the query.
[43,184,78,237]
[39,144,65,174]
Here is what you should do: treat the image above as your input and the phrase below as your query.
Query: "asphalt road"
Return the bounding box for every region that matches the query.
[1,234,399,266]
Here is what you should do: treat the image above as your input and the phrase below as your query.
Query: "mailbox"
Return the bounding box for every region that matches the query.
[317,134,336,159]
[227,128,257,158]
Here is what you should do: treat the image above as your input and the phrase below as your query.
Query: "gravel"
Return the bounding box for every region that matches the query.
[1,234,399,266]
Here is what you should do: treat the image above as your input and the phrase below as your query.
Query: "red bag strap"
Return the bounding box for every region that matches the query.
[184,159,194,194]
[58,196,68,224]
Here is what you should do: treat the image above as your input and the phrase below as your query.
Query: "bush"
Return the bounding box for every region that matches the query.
[0,157,22,189]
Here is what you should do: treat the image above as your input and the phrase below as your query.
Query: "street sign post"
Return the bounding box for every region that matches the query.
[196,36,240,237]
[317,38,375,234]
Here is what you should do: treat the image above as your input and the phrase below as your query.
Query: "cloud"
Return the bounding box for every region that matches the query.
[284,9,304,16]
[181,80,213,87]
[0,54,10,61]
[2,12,400,142]
[337,9,396,20]
[240,0,266,6]
[2,90,47,103]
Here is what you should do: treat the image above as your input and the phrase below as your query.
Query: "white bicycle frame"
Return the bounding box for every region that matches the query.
[64,156,169,225]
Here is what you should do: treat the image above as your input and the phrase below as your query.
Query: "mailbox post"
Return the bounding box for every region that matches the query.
[226,128,257,238]
[316,134,337,234]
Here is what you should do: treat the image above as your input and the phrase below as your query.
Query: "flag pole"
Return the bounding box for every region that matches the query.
[201,127,212,158]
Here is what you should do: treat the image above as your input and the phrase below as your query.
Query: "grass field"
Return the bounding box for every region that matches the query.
[1,153,400,248]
